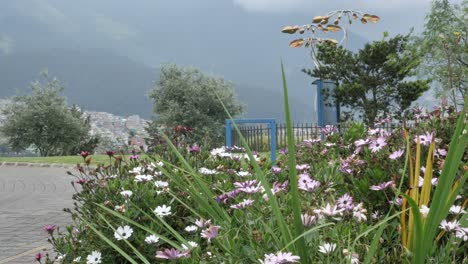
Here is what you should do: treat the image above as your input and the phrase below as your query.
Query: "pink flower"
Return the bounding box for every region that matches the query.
[389,149,404,160]
[436,148,447,157]
[201,225,220,242]
[354,139,370,147]
[271,166,282,174]
[230,199,255,209]
[369,137,387,153]
[369,181,394,191]
[337,193,354,211]
[42,224,57,234]
[35,252,44,262]
[188,145,201,153]
[155,248,190,259]
[80,151,90,159]
[414,132,434,146]
[321,125,337,135]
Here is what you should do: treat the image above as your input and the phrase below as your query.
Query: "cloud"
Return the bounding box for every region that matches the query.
[94,15,139,41]
[233,0,431,13]
[0,35,13,55]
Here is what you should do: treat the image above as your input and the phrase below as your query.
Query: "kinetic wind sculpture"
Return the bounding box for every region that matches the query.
[282,10,380,127]
[282,10,380,68]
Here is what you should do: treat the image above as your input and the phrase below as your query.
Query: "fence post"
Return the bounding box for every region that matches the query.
[270,120,276,163]
[225,120,232,147]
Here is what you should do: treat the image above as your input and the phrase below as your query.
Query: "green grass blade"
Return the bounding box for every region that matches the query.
[280,223,334,252]
[281,61,307,259]
[363,222,387,264]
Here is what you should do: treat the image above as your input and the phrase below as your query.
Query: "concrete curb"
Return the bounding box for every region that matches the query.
[0,161,76,169]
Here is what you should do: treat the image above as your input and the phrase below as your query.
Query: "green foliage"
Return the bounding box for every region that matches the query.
[417,0,467,106]
[0,75,99,156]
[306,34,430,126]
[147,64,244,147]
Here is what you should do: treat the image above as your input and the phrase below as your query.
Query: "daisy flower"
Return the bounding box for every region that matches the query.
[154,205,171,217]
[114,225,133,240]
[86,251,102,264]
[144,234,159,244]
[155,248,190,260]
[230,199,255,209]
[318,242,336,255]
[389,149,404,160]
[201,225,220,242]
[260,252,300,264]
[120,190,133,198]
[185,225,198,232]
[369,137,387,153]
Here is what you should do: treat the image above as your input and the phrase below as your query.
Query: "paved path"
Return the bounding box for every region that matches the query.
[0,166,75,264]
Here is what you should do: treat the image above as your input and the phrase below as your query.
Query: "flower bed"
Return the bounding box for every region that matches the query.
[37,103,466,263]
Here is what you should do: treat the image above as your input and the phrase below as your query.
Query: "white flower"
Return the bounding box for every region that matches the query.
[185,225,198,233]
[154,181,169,188]
[237,171,251,177]
[120,190,133,198]
[353,210,367,222]
[321,203,344,216]
[114,225,133,240]
[343,249,359,264]
[134,174,153,182]
[449,205,466,215]
[129,166,143,174]
[199,167,218,175]
[154,205,171,217]
[144,234,159,244]
[182,241,199,250]
[455,227,468,241]
[439,220,460,232]
[86,251,102,264]
[73,256,81,263]
[420,205,430,218]
[318,242,336,255]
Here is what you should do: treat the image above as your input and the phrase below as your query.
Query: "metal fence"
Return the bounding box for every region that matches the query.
[230,123,396,152]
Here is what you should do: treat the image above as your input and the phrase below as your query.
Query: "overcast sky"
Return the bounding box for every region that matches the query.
[2,0,460,114]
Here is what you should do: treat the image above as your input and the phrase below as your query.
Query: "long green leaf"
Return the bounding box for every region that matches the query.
[422,99,467,257]
[280,223,334,252]
[363,222,386,264]
[281,61,307,259]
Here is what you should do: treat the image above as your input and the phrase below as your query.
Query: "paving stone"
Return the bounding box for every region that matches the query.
[0,167,75,263]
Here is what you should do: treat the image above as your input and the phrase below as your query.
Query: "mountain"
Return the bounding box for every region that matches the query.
[0,50,156,118]
[0,1,370,121]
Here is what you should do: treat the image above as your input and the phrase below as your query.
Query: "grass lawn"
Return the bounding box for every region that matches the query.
[0,155,148,165]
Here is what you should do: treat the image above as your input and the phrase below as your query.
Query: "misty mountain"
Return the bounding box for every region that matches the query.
[0,0,370,121]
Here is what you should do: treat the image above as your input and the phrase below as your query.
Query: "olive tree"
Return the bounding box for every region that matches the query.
[0,76,99,156]
[147,64,244,147]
